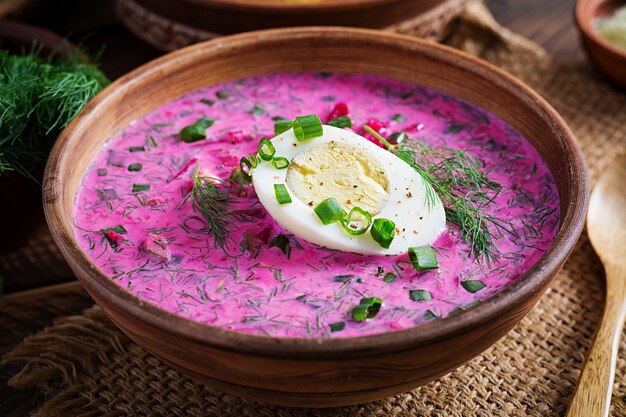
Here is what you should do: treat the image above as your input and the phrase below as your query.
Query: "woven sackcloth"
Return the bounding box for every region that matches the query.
[4,3,626,416]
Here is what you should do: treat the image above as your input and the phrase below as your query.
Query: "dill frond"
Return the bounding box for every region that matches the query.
[187,169,237,251]
[395,138,516,264]
[0,48,109,180]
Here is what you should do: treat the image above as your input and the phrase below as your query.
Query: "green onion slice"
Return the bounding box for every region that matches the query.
[271,156,289,170]
[329,322,345,332]
[258,138,276,161]
[247,153,259,168]
[461,280,486,293]
[274,118,293,136]
[327,116,352,129]
[132,183,150,193]
[409,289,432,302]
[370,218,395,249]
[408,246,439,271]
[292,114,323,141]
[274,184,292,204]
[314,198,346,225]
[352,297,382,321]
[382,272,397,284]
[179,117,215,143]
[128,163,142,172]
[240,156,254,175]
[340,206,372,235]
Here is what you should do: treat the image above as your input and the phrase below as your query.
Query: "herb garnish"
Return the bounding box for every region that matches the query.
[0,49,109,179]
[183,166,238,251]
[364,124,517,263]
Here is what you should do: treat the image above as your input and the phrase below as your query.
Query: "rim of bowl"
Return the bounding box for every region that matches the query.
[575,0,626,60]
[44,26,588,360]
[0,19,76,59]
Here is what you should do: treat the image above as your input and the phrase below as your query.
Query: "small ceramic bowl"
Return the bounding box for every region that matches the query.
[43,27,588,407]
[576,0,626,88]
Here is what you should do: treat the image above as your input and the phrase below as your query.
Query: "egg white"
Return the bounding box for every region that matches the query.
[251,125,446,255]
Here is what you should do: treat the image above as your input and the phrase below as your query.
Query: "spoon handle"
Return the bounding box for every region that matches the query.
[566,265,626,417]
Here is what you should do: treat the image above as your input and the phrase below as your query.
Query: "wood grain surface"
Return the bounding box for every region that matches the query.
[566,155,626,417]
[0,0,594,414]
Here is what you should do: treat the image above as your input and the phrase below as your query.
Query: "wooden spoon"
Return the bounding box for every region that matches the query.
[566,154,626,417]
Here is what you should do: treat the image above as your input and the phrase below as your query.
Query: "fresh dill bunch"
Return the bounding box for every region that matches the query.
[0,48,109,180]
[395,139,518,264]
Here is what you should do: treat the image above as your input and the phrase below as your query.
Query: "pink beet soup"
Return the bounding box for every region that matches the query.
[73,72,559,338]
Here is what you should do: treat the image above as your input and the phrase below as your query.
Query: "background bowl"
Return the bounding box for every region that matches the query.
[113,0,469,50]
[43,27,588,407]
[575,0,626,88]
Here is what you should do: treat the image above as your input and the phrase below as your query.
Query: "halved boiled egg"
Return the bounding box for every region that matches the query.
[251,125,446,255]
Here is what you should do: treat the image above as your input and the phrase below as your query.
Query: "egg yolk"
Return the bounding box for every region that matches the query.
[285,141,389,215]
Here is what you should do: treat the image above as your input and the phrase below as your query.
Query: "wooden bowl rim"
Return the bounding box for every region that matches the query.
[44,26,588,359]
[575,0,626,60]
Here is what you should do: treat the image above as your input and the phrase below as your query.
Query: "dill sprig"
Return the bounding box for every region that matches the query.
[182,166,239,252]
[0,48,109,180]
[395,139,518,263]
[363,125,517,263]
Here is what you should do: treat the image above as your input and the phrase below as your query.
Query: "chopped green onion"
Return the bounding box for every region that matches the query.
[408,246,439,271]
[274,184,292,204]
[229,167,251,185]
[128,163,142,172]
[292,114,323,141]
[129,146,145,152]
[409,289,432,302]
[340,206,372,235]
[258,138,276,161]
[461,280,486,293]
[247,153,259,168]
[240,154,259,173]
[271,156,289,170]
[274,118,293,136]
[215,90,229,99]
[200,98,214,106]
[352,297,382,321]
[269,234,301,259]
[314,198,346,225]
[370,218,395,249]
[329,321,345,332]
[424,310,437,320]
[327,116,352,128]
[132,183,150,192]
[392,113,405,122]
[249,106,264,115]
[382,272,397,284]
[179,117,215,143]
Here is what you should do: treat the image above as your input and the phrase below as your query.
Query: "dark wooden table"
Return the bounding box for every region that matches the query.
[0,0,589,414]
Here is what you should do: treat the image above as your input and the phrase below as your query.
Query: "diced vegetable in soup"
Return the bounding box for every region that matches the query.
[73,72,559,338]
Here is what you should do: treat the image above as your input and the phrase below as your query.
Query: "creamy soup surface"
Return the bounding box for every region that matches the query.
[74,72,560,338]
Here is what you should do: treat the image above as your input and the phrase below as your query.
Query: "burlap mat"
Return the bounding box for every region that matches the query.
[4,3,626,416]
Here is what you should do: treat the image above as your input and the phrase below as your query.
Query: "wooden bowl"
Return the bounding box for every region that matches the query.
[114,0,468,51]
[575,0,626,88]
[43,27,588,407]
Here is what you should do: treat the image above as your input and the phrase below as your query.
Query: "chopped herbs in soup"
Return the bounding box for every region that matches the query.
[73,73,559,338]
